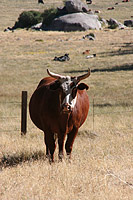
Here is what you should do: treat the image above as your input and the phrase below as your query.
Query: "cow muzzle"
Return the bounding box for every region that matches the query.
[61,103,72,113]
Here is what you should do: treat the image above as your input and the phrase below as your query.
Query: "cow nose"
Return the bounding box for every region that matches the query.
[62,103,71,113]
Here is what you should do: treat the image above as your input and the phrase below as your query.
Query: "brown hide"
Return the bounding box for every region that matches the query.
[29,77,89,161]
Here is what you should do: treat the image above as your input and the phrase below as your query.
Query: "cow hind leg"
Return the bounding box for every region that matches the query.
[65,127,78,159]
[44,131,56,162]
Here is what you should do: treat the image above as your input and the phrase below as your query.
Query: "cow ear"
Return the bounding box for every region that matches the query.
[77,83,89,90]
[50,80,60,90]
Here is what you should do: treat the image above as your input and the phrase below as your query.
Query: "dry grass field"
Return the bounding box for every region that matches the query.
[0,0,133,199]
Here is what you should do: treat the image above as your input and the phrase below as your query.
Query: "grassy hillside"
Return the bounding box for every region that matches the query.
[0,0,133,30]
[0,0,133,199]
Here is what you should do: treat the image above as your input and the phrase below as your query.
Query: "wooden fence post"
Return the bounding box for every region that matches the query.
[21,91,27,135]
[93,98,95,131]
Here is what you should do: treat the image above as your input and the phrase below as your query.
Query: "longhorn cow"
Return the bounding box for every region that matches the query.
[29,69,90,162]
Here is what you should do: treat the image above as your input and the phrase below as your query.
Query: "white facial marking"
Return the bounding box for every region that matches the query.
[60,76,71,93]
[59,75,78,110]
[62,94,77,109]
[71,95,77,108]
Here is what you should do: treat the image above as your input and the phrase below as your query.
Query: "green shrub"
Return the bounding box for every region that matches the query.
[13,11,43,29]
[42,8,60,26]
[108,23,118,29]
[13,6,66,29]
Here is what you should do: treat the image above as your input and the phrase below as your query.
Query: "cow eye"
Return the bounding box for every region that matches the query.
[50,80,61,90]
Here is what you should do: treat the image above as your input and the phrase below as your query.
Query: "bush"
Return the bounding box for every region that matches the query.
[42,8,60,26]
[12,6,66,29]
[108,23,118,29]
[13,11,43,29]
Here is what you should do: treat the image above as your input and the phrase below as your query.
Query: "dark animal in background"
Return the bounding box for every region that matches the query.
[107,7,115,10]
[122,0,129,2]
[95,10,101,13]
[82,50,90,54]
[29,69,90,162]
[38,0,44,4]
[86,0,92,4]
[53,53,70,62]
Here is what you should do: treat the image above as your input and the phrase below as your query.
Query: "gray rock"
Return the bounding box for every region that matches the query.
[107,18,125,29]
[83,35,95,40]
[43,13,101,31]
[83,33,96,40]
[124,20,133,27]
[65,0,88,13]
[4,27,14,32]
[31,22,42,30]
[100,18,108,26]
[86,54,96,59]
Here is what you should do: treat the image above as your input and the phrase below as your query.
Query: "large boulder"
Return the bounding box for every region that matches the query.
[43,13,101,31]
[65,0,89,13]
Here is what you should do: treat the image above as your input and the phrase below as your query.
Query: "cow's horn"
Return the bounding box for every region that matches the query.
[76,68,91,82]
[47,69,65,79]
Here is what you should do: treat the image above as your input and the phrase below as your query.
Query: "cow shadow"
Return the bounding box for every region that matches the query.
[0,150,45,169]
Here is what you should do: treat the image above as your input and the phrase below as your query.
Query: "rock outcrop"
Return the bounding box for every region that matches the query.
[42,0,102,31]
[65,0,88,13]
[42,13,101,31]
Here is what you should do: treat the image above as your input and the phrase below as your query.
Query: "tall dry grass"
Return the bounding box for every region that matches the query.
[0,129,133,199]
[0,0,133,199]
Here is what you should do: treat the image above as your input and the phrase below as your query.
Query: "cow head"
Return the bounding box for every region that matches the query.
[47,68,90,113]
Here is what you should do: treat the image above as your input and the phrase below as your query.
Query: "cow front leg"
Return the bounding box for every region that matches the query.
[44,131,56,162]
[65,127,78,158]
[58,133,66,161]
